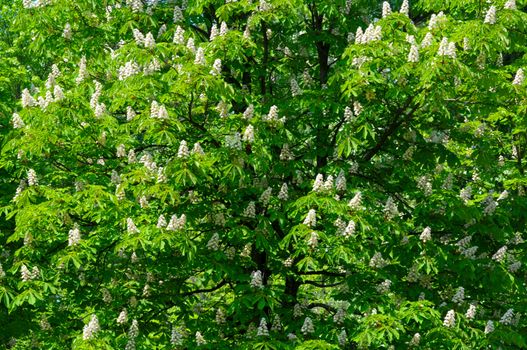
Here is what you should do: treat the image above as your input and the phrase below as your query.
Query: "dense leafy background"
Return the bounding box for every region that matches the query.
[0,0,526,349]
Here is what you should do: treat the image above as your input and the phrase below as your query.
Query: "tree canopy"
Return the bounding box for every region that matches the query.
[0,0,526,349]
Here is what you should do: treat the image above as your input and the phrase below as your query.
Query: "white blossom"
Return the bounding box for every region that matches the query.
[167,214,186,231]
[260,187,272,206]
[408,45,419,63]
[177,140,189,158]
[117,309,128,324]
[127,218,139,234]
[173,26,185,44]
[30,266,40,280]
[128,149,136,164]
[359,24,382,43]
[438,37,456,58]
[348,192,362,210]
[139,195,149,208]
[264,105,282,123]
[333,307,346,324]
[343,221,355,238]
[344,106,353,121]
[243,104,254,119]
[383,196,399,220]
[242,125,255,143]
[483,193,497,215]
[466,304,476,320]
[68,224,81,246]
[11,113,25,129]
[53,85,65,101]
[336,171,346,192]
[116,144,126,158]
[400,0,409,16]
[355,27,364,44]
[257,318,269,337]
[157,105,169,120]
[217,100,229,118]
[484,6,496,24]
[420,226,432,243]
[225,133,242,150]
[460,186,472,204]
[128,0,143,13]
[250,270,264,289]
[500,309,514,325]
[173,5,183,22]
[278,183,289,201]
[484,320,494,334]
[323,175,334,192]
[417,175,432,196]
[157,215,167,228]
[376,279,392,293]
[462,246,479,259]
[132,28,145,46]
[509,261,521,273]
[447,42,457,58]
[207,233,220,251]
[428,11,446,30]
[118,61,140,80]
[463,37,470,51]
[504,0,516,10]
[280,144,294,160]
[83,315,100,340]
[307,231,318,248]
[171,326,184,346]
[271,315,282,332]
[144,32,156,48]
[382,1,392,18]
[75,56,88,85]
[27,169,38,186]
[443,309,456,327]
[219,21,228,36]
[312,174,324,192]
[410,333,420,346]
[301,317,314,335]
[243,26,251,39]
[290,78,302,96]
[20,265,32,282]
[127,319,139,348]
[186,38,196,52]
[192,142,205,156]
[240,243,252,258]
[452,286,465,304]
[194,47,205,65]
[244,201,256,218]
[421,32,433,48]
[21,88,35,107]
[126,106,136,121]
[215,308,226,325]
[157,24,167,38]
[303,209,317,227]
[370,252,387,268]
[259,0,272,11]
[210,58,222,75]
[209,24,218,41]
[513,68,524,85]
[195,331,206,346]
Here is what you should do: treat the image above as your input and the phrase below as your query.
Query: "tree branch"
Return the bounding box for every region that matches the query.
[362,97,418,162]
[297,270,346,277]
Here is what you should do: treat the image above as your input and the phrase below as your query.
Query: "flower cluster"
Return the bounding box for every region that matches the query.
[83,315,100,340]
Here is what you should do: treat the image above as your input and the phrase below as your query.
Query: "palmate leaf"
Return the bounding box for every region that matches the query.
[0,0,526,348]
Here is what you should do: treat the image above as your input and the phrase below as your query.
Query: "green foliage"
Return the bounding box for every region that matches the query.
[0,0,526,349]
